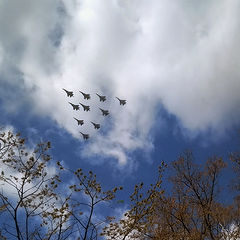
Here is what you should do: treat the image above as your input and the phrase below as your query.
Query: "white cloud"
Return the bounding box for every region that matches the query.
[1,0,240,166]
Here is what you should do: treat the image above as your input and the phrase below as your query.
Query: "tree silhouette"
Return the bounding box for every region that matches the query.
[1,129,240,240]
[0,130,121,239]
[102,151,240,240]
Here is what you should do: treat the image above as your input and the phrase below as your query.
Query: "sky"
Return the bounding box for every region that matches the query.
[0,0,240,215]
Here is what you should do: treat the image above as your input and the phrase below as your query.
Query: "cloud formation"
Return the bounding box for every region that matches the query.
[1,0,240,165]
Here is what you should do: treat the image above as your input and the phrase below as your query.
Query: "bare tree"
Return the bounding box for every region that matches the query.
[0,130,121,240]
[103,152,240,240]
[0,131,71,239]
[102,162,166,240]
[152,151,228,240]
[56,162,122,240]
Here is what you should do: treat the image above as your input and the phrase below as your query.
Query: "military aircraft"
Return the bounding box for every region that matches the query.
[96,93,106,102]
[79,132,89,140]
[73,117,84,126]
[63,88,74,97]
[99,108,109,116]
[116,97,126,105]
[79,91,91,100]
[80,103,90,111]
[91,122,100,129]
[69,102,79,110]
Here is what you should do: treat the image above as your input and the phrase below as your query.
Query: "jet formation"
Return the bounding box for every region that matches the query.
[63,89,126,140]
[79,103,90,112]
[63,88,74,97]
[99,108,109,116]
[79,91,90,100]
[69,102,79,110]
[96,93,106,102]
[79,132,89,140]
[73,117,84,126]
[91,122,100,129]
[116,97,126,105]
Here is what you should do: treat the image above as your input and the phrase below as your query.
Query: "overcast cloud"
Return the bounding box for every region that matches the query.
[0,0,240,165]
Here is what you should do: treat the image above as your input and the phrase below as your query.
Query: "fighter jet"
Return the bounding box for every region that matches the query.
[79,132,89,140]
[96,93,106,102]
[73,117,84,126]
[99,108,109,116]
[63,88,74,97]
[79,91,91,100]
[69,102,79,110]
[80,103,90,112]
[116,97,126,105]
[91,122,100,129]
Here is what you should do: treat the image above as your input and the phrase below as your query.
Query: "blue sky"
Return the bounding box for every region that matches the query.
[0,0,240,211]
